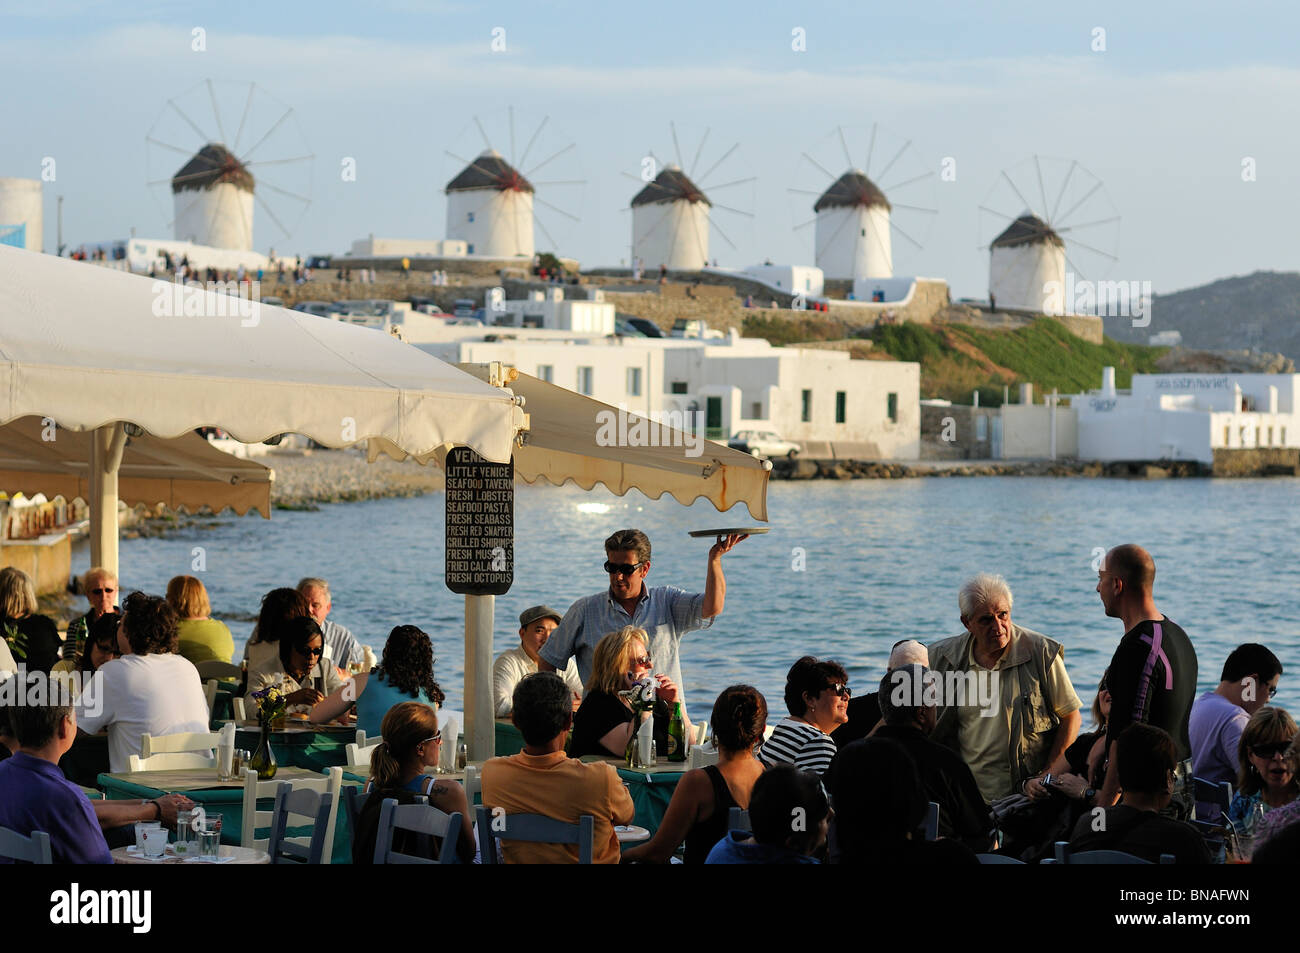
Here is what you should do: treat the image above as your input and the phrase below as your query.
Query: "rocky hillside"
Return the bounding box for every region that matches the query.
[1105,270,1300,360]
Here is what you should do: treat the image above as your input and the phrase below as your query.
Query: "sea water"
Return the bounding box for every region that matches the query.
[83,477,1300,715]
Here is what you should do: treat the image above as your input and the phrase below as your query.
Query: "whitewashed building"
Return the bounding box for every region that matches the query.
[486,287,615,334]
[814,170,892,280]
[445,151,535,259]
[631,166,711,272]
[414,328,919,457]
[172,144,254,251]
[1073,367,1300,463]
[988,213,1065,312]
[348,236,468,258]
[0,177,42,251]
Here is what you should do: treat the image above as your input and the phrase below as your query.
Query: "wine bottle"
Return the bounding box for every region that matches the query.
[667,702,686,762]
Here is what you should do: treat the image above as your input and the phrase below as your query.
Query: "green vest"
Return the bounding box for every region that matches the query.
[928,623,1065,798]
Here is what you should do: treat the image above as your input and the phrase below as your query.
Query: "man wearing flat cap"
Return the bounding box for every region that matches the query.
[493,606,584,716]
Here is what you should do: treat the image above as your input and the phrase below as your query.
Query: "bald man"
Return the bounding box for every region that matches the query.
[1093,544,1198,819]
[831,639,930,748]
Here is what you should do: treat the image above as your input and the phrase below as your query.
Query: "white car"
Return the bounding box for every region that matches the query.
[728,430,800,459]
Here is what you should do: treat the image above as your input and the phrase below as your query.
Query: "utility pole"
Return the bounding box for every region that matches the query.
[56,195,64,256]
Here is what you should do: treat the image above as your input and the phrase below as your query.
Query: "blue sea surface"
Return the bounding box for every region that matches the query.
[79,477,1300,716]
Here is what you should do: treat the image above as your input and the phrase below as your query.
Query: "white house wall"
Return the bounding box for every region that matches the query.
[446,188,534,258]
[815,204,892,279]
[989,242,1064,312]
[173,183,253,251]
[0,178,42,251]
[632,201,709,271]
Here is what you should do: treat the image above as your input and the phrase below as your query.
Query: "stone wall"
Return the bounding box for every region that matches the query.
[1211,448,1300,476]
[919,404,998,459]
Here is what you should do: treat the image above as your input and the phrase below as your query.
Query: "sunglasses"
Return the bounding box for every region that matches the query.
[604,560,645,576]
[301,645,324,657]
[629,655,653,668]
[91,587,116,595]
[418,732,442,749]
[824,683,852,699]
[1251,740,1292,759]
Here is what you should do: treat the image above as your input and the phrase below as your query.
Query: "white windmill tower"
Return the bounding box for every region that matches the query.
[627,124,754,273]
[443,109,585,260]
[0,177,42,251]
[979,157,1119,313]
[790,125,937,284]
[146,80,313,254]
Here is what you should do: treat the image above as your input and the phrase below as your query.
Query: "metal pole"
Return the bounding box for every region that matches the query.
[1050,390,1058,460]
[464,593,496,761]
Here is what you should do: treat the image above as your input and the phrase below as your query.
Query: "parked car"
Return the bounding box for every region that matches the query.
[614,318,646,337]
[260,296,284,308]
[728,430,801,459]
[306,255,331,269]
[453,298,476,317]
[626,317,664,338]
[293,301,338,317]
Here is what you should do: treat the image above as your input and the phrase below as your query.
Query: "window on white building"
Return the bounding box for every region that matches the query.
[577,366,594,395]
[537,364,553,383]
[467,212,475,223]
[1268,426,1274,447]
[751,401,763,419]
[671,381,688,394]
[835,391,847,424]
[887,392,899,423]
[627,367,642,396]
[976,416,988,441]
[801,390,812,423]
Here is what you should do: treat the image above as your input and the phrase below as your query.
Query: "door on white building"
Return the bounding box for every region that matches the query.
[991,416,1003,459]
[706,396,724,440]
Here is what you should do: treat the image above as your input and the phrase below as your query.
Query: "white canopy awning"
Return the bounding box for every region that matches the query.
[0,246,527,462]
[373,364,770,521]
[0,416,273,517]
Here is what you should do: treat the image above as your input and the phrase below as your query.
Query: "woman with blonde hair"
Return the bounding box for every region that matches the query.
[0,566,59,674]
[352,701,474,863]
[569,625,685,758]
[166,575,234,664]
[1228,706,1299,833]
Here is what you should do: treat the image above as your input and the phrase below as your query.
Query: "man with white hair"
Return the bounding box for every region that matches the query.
[832,639,929,748]
[296,578,363,669]
[928,573,1082,803]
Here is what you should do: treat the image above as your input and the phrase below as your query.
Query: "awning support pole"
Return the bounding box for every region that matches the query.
[465,593,496,761]
[88,423,125,575]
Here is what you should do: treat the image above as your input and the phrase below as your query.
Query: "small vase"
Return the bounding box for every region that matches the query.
[249,721,277,780]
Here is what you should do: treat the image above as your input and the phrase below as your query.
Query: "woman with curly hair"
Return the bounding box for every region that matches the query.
[314,625,445,737]
[621,685,768,864]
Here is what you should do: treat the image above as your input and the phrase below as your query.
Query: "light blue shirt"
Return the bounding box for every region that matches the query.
[322,618,364,667]
[538,585,711,696]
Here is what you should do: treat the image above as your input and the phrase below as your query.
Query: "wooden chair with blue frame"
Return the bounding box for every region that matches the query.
[1050,841,1174,864]
[923,801,939,841]
[373,797,463,864]
[266,782,335,864]
[474,805,594,864]
[0,826,52,864]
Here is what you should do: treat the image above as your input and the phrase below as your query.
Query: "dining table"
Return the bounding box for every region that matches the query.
[222,720,359,772]
[112,844,270,865]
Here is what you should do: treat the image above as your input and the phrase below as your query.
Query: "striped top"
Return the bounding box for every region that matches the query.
[759,718,838,776]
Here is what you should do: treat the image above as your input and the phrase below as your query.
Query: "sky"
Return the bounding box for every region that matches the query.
[2,0,1298,297]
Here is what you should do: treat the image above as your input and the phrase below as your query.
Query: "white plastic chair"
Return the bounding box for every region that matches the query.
[463,763,481,807]
[687,744,719,769]
[346,736,383,769]
[203,679,219,719]
[232,697,247,722]
[240,766,343,863]
[128,731,220,771]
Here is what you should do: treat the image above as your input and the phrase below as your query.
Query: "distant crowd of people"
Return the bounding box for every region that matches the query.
[0,532,1297,864]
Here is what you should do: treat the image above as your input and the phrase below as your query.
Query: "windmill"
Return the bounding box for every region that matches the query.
[625,123,755,272]
[145,80,314,251]
[788,124,938,281]
[978,156,1120,313]
[443,108,585,259]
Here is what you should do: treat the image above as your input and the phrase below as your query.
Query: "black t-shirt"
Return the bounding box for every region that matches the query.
[1104,617,1198,760]
[1,614,60,675]
[831,692,881,748]
[1069,804,1211,864]
[569,690,670,759]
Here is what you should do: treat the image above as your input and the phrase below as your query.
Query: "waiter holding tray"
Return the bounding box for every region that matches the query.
[539,527,749,721]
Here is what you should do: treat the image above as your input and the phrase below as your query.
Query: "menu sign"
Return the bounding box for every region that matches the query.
[444,447,514,595]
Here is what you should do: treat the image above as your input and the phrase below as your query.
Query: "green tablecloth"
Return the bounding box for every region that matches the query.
[96,769,358,864]
[234,726,357,772]
[615,766,686,833]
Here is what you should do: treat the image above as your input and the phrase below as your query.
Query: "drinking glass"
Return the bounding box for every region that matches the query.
[134,820,161,850]
[199,823,222,859]
[142,826,168,858]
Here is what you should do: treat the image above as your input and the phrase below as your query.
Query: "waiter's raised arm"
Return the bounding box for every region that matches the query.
[702,533,747,618]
